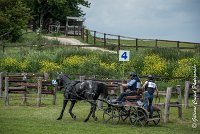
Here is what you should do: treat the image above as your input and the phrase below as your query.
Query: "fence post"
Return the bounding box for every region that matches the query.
[120,85,124,93]
[104,33,106,48]
[184,81,190,108]
[117,36,121,54]
[22,75,27,105]
[136,38,138,51]
[79,76,85,82]
[82,27,85,41]
[53,85,57,105]
[5,77,9,106]
[78,26,80,36]
[73,20,76,37]
[164,87,172,123]
[0,72,3,97]
[22,92,27,105]
[65,26,68,36]
[94,31,96,45]
[37,77,42,107]
[176,85,182,119]
[155,39,158,48]
[177,41,180,50]
[44,72,49,81]
[86,29,89,44]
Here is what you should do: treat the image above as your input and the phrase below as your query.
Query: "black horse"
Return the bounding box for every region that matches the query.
[56,74,108,122]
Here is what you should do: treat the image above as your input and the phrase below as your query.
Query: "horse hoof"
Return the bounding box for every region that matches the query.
[84,119,89,122]
[72,116,76,120]
[57,117,62,120]
[93,117,98,121]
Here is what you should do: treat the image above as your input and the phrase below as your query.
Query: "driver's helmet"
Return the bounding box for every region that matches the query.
[148,75,154,80]
[130,72,137,78]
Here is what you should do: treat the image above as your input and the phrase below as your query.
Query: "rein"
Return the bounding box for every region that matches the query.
[64,88,99,106]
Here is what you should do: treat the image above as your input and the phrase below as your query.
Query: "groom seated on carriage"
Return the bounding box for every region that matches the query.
[110,72,141,105]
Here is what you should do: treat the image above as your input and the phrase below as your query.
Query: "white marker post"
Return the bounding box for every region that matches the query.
[119,50,130,80]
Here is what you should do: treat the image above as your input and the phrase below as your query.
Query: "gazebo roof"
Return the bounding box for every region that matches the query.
[66,17,85,22]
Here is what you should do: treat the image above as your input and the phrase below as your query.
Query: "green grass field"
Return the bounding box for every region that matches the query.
[0,32,200,133]
[0,93,199,134]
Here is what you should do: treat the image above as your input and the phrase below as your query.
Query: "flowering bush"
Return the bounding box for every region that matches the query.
[63,55,86,66]
[39,60,61,73]
[1,46,199,80]
[18,60,30,72]
[172,58,198,78]
[1,57,20,72]
[62,55,86,74]
[142,54,168,76]
[99,62,118,77]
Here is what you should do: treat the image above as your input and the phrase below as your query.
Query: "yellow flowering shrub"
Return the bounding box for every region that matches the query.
[18,60,30,72]
[100,62,117,71]
[172,58,197,78]
[142,54,168,76]
[3,57,18,67]
[2,57,20,72]
[39,60,61,73]
[62,55,86,66]
[98,62,117,77]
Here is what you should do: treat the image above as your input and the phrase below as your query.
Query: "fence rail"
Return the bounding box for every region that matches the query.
[1,27,200,54]
[82,29,200,52]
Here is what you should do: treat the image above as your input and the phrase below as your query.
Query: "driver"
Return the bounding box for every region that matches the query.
[113,72,141,104]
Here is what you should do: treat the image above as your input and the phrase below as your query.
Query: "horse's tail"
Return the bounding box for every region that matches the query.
[98,82,108,98]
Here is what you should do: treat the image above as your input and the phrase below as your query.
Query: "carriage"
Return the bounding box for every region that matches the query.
[103,90,161,127]
[55,74,161,126]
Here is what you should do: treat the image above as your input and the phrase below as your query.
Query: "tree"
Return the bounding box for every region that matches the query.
[0,0,31,41]
[24,0,90,32]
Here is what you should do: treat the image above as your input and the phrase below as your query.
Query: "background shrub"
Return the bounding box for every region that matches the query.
[142,54,168,76]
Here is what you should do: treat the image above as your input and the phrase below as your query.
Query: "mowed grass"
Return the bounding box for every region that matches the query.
[0,93,199,134]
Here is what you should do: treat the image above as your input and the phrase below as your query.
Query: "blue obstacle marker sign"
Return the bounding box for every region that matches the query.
[119,50,130,61]
[52,80,57,85]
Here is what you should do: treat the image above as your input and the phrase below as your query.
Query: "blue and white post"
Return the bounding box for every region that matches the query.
[119,50,130,80]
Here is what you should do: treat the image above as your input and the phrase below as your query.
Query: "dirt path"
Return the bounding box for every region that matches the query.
[44,36,117,54]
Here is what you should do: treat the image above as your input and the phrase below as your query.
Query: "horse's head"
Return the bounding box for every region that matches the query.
[56,74,71,90]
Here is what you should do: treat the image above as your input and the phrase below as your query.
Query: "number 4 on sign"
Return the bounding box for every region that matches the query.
[121,52,127,59]
[119,50,130,61]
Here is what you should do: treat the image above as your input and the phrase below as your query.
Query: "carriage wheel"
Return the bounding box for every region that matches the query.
[103,107,120,125]
[129,108,147,127]
[146,111,161,126]
[152,111,160,125]
[119,108,129,122]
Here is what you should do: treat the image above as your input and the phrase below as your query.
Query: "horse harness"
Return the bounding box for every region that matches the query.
[64,80,96,100]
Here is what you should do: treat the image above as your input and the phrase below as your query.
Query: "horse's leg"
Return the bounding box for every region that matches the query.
[57,99,68,120]
[84,101,96,122]
[69,100,76,120]
[91,101,98,121]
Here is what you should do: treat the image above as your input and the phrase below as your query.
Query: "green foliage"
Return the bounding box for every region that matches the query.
[145,48,195,61]
[61,55,118,78]
[1,34,200,79]
[39,60,61,73]
[25,0,90,31]
[142,54,168,76]
[172,58,199,78]
[0,57,20,72]
[0,0,31,41]
[1,46,200,79]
